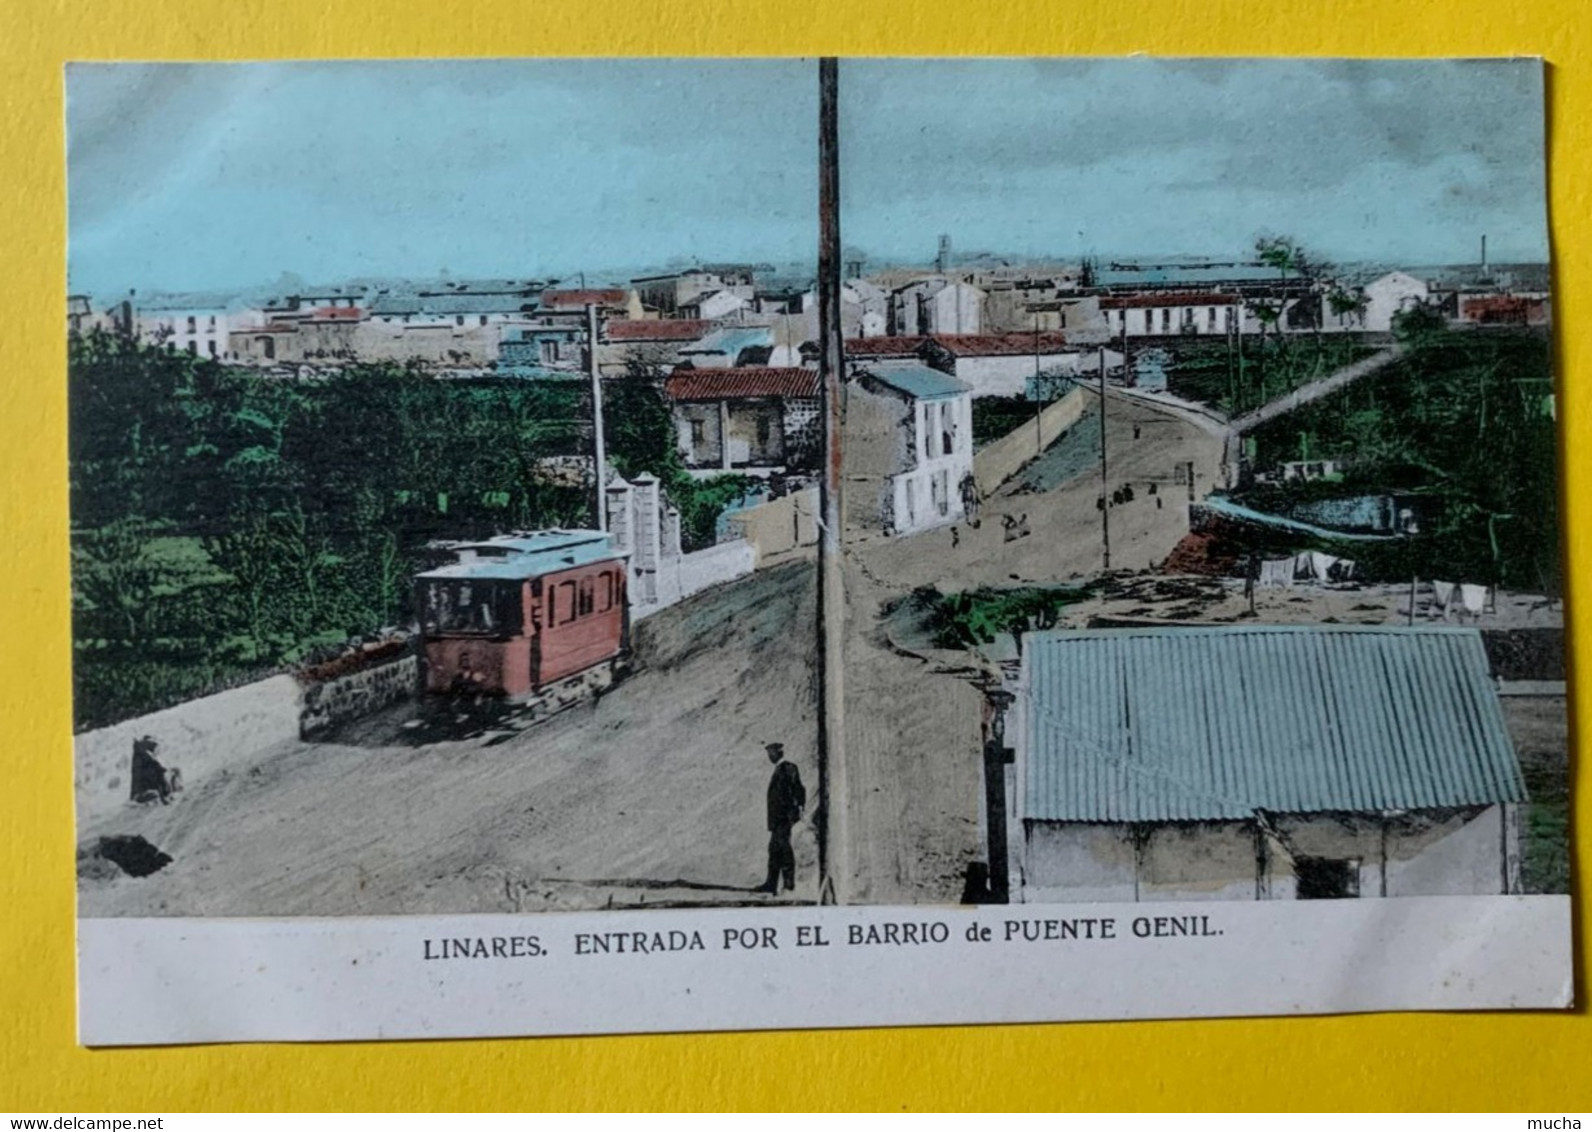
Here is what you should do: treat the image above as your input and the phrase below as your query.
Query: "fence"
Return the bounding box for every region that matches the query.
[973,386,1089,497]
[722,485,819,564]
[76,652,419,830]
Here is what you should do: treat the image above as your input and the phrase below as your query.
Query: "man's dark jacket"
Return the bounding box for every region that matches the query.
[766,761,806,832]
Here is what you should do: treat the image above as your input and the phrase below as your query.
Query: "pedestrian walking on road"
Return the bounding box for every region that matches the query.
[759,742,805,895]
[959,473,981,528]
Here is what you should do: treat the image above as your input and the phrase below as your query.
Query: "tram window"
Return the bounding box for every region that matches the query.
[578,577,595,616]
[558,581,578,624]
[599,572,615,612]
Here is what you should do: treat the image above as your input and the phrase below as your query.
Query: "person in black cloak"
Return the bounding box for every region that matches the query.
[129,735,181,805]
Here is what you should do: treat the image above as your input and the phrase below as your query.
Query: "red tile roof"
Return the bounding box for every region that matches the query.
[929,332,1072,356]
[541,288,630,310]
[1099,292,1240,309]
[843,336,928,356]
[664,367,820,401]
[605,319,713,342]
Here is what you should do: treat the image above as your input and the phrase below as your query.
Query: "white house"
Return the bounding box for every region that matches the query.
[988,625,1526,905]
[844,363,974,536]
[679,289,751,321]
[922,333,1120,399]
[1099,293,1241,338]
[136,299,234,359]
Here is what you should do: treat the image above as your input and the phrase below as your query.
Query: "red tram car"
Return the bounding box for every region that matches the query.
[415,529,630,710]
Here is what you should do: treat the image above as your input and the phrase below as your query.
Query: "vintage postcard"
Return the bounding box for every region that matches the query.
[69,58,1570,1045]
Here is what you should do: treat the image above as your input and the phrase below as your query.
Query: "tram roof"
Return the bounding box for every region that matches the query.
[416,529,622,581]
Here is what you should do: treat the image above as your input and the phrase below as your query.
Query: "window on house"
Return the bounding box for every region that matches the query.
[479,315,488,326]
[186,316,197,332]
[690,419,706,448]
[756,413,771,448]
[1161,309,1171,332]
[208,314,217,329]
[186,341,197,355]
[1295,857,1361,899]
[208,340,218,358]
[456,315,465,326]
[1208,307,1217,327]
[539,339,558,365]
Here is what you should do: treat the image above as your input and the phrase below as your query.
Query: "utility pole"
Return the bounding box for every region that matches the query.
[587,303,608,532]
[816,57,847,905]
[1033,313,1043,455]
[1099,343,1110,570]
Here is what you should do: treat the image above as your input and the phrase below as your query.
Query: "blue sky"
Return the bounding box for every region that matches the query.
[67,57,1547,295]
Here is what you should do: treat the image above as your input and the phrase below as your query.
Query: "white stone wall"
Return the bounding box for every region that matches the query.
[1017,807,1512,903]
[75,675,303,830]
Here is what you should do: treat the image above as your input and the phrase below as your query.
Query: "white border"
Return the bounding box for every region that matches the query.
[78,895,1572,1045]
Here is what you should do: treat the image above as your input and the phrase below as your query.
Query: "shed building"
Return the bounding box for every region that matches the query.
[996,625,1526,904]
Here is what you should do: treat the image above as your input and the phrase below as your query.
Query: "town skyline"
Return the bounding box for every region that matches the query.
[68,58,1547,296]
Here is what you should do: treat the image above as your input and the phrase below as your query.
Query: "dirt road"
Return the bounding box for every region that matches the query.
[839,395,1225,905]
[81,562,820,917]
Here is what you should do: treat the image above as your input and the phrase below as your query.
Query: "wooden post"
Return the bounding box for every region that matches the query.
[816,57,847,905]
[1099,343,1110,570]
[587,304,607,532]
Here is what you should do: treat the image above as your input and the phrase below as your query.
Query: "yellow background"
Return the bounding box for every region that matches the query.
[2,0,1586,1111]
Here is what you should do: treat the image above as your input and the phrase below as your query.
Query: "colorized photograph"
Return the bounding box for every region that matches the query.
[68,58,1565,932]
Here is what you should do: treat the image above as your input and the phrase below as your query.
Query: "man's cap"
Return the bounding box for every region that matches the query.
[765,742,785,755]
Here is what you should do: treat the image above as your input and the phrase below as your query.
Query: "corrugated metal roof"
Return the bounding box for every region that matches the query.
[860,363,972,401]
[1021,625,1525,823]
[664,368,820,401]
[1196,497,1397,542]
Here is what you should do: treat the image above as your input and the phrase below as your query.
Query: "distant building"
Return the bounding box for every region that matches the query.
[663,367,822,474]
[990,625,1526,904]
[597,318,716,374]
[676,325,775,369]
[1099,293,1240,338]
[1456,292,1550,327]
[632,266,758,315]
[539,287,643,321]
[1359,271,1432,332]
[67,294,96,335]
[890,278,985,336]
[135,298,234,359]
[679,289,752,321]
[840,336,929,365]
[843,363,974,536]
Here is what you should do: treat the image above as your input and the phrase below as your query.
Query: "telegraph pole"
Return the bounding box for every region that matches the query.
[587,303,608,531]
[816,57,848,905]
[1033,314,1043,454]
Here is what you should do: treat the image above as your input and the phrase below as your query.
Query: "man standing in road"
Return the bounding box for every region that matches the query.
[760,742,805,895]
